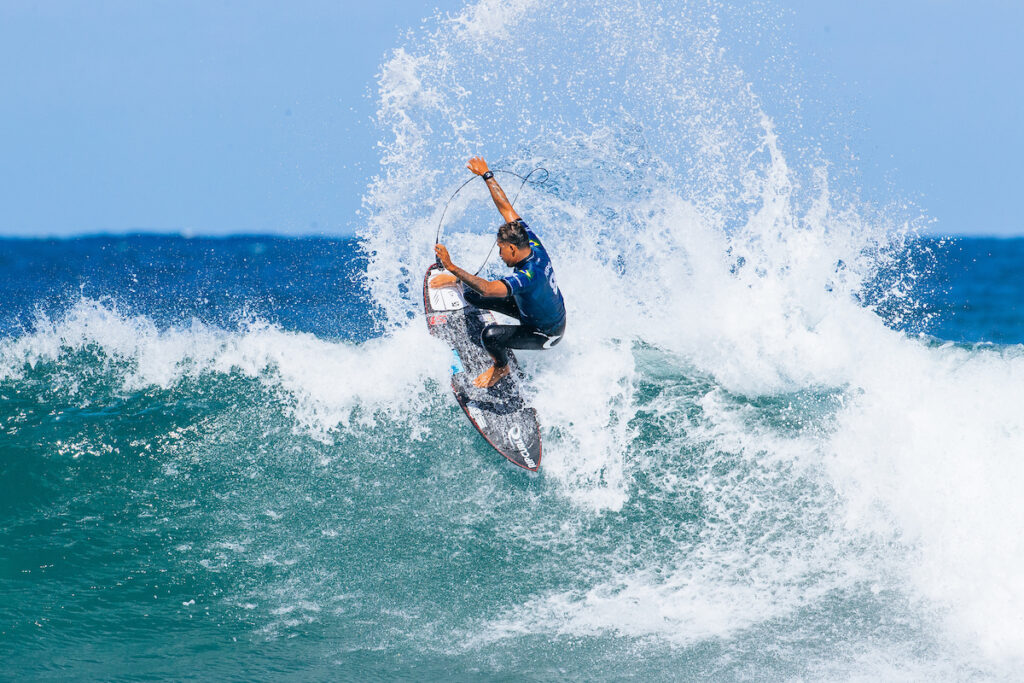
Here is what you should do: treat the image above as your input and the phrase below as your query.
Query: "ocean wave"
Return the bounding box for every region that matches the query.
[354,0,1024,668]
[5,0,1024,675]
[0,298,451,439]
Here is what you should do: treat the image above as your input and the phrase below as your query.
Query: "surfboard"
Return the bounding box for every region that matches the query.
[423,263,543,471]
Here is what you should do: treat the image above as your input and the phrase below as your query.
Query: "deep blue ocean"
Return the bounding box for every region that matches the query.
[2,235,1023,681]
[5,2,1024,680]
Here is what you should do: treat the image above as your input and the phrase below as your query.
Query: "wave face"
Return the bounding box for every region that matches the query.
[361,2,1024,672]
[3,1,1024,680]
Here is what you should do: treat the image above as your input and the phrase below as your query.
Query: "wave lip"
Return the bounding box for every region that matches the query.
[1,298,450,437]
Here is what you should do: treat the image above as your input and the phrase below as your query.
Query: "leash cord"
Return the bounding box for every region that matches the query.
[433,167,549,275]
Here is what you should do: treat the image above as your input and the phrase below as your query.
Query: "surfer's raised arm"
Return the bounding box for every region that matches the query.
[467,156,521,224]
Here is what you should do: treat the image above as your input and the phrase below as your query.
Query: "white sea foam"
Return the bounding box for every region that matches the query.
[3,0,1019,672]
[362,0,1024,670]
[0,298,450,438]
[827,341,1024,661]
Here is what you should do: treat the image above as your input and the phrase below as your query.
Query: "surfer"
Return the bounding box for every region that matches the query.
[433,156,566,388]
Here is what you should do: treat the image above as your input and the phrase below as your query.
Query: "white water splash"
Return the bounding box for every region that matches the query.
[360,0,1024,671]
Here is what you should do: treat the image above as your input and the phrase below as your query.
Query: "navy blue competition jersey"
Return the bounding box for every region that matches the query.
[501,223,566,333]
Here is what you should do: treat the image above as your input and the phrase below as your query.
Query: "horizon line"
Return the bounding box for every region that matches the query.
[0,228,1021,241]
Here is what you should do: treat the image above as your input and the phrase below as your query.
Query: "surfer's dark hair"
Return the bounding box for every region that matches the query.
[497,219,529,248]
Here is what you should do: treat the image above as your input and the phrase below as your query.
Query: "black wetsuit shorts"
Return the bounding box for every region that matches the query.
[464,288,566,368]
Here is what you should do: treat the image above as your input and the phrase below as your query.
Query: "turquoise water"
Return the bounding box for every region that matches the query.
[5,1,1024,680]
[2,236,1022,680]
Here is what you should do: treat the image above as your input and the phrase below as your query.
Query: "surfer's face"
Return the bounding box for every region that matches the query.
[498,241,522,266]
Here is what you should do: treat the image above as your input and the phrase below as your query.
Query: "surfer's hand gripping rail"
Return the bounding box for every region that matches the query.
[433,244,509,298]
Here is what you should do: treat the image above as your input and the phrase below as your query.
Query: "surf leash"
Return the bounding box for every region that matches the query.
[433,167,550,273]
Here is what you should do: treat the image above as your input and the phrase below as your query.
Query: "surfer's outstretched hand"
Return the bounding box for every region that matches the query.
[467,156,490,176]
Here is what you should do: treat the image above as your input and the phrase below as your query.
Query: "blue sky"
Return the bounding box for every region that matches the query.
[1,1,1021,237]
[782,1,1024,237]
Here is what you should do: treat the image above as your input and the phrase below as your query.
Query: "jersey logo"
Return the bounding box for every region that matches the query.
[542,334,562,349]
[545,264,560,297]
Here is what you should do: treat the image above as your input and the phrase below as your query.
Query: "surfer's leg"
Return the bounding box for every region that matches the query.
[482,320,566,365]
[463,288,522,320]
[480,324,517,368]
[474,324,517,387]
[499,319,566,354]
[475,320,566,388]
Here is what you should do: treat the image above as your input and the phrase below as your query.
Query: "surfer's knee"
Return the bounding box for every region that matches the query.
[480,325,511,366]
[480,324,504,349]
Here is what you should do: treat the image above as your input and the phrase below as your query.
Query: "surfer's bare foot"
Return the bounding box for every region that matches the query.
[474,364,510,388]
[430,272,457,288]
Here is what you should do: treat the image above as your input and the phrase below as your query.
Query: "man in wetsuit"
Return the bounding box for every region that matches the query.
[432,156,566,389]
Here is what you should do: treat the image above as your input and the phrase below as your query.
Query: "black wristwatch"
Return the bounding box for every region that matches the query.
[481,171,494,181]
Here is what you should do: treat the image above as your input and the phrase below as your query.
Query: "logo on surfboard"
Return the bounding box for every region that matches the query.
[506,424,536,469]
[465,402,488,429]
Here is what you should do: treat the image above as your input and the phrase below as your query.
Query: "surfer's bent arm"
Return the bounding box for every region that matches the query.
[434,244,509,298]
[467,156,521,224]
